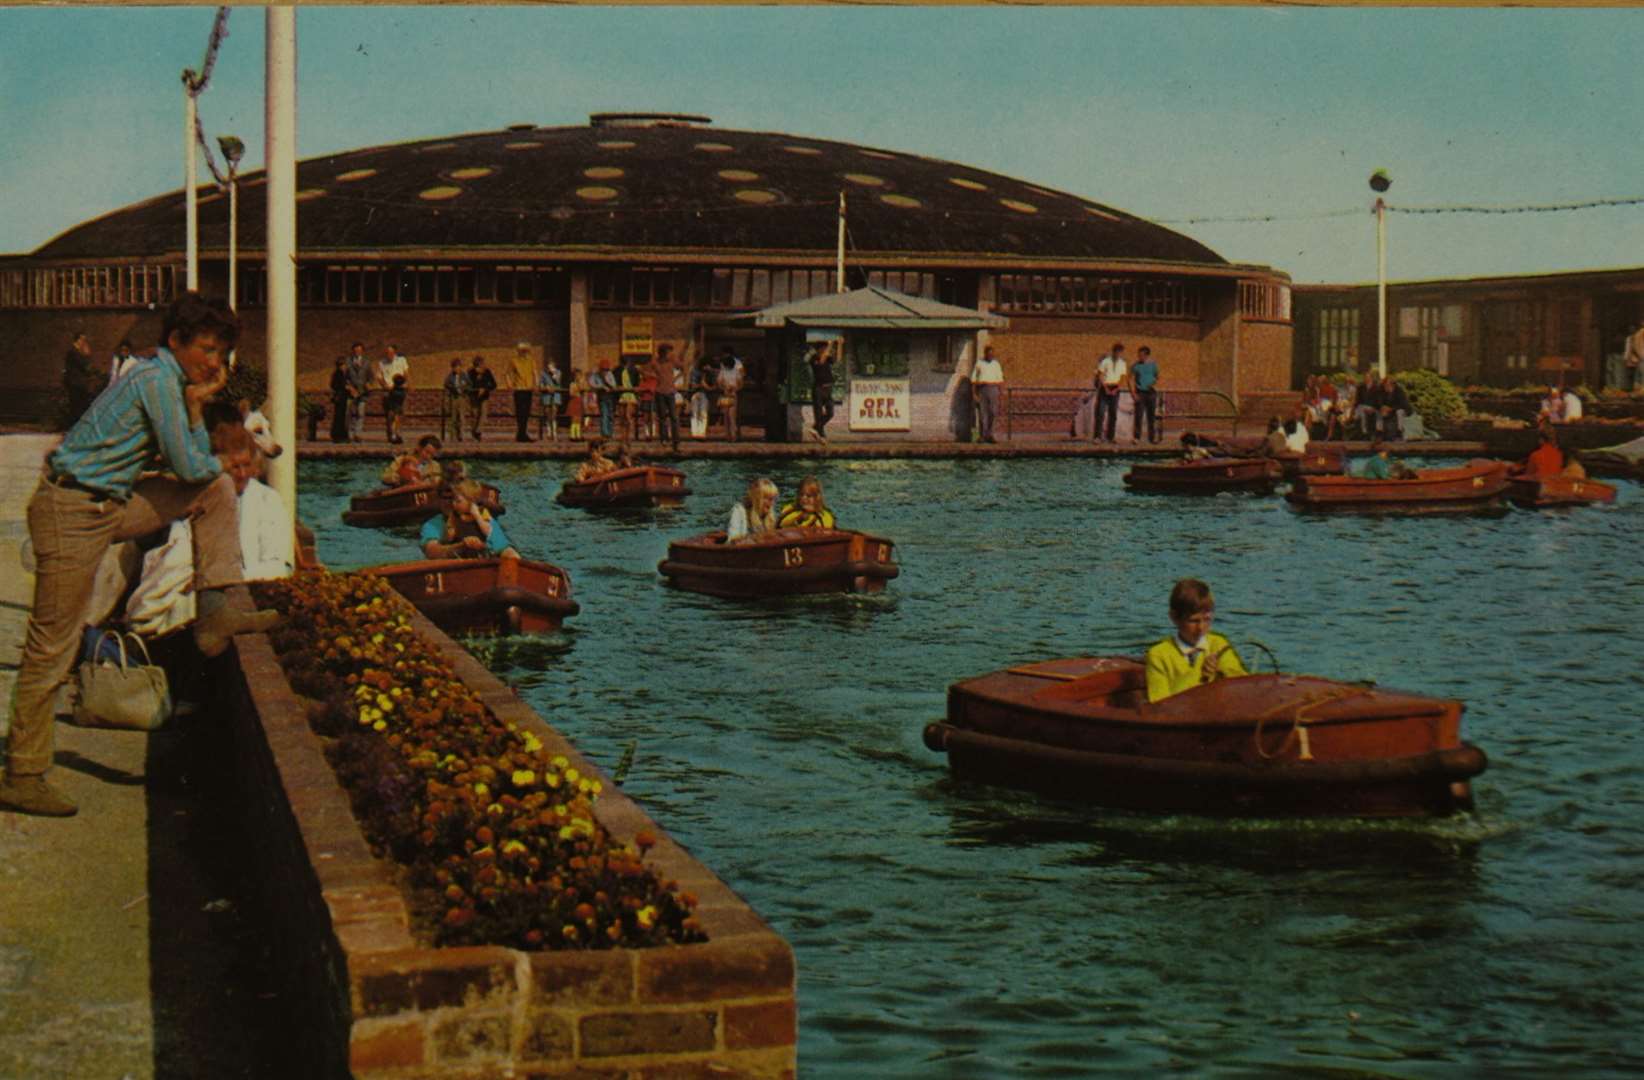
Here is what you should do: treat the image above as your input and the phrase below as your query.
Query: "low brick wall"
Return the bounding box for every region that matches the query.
[222,587,796,1079]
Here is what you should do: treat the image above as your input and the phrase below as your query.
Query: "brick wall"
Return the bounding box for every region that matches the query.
[222,588,797,1079]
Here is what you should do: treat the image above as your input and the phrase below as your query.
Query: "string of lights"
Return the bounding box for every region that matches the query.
[182,8,233,188]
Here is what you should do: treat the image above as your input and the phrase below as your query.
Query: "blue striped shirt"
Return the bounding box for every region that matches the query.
[47,346,220,500]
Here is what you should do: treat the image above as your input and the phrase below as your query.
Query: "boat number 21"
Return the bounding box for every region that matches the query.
[423,572,445,594]
[782,546,805,567]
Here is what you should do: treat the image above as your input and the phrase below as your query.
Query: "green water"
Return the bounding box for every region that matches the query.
[301,456,1644,1077]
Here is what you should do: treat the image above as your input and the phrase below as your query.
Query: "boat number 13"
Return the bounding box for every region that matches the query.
[783,547,805,567]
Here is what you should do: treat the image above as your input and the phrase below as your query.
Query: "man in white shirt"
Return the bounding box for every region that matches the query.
[375,344,409,400]
[1094,342,1127,443]
[107,340,140,387]
[970,344,1005,443]
[1561,387,1584,421]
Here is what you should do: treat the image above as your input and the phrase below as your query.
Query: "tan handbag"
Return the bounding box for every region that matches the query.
[75,630,172,731]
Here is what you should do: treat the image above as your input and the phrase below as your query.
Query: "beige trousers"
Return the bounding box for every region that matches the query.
[5,472,243,777]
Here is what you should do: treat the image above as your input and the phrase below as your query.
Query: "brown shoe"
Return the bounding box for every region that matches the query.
[194,606,284,659]
[0,774,78,817]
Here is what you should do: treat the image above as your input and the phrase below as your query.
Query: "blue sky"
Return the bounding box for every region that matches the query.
[3,6,1641,284]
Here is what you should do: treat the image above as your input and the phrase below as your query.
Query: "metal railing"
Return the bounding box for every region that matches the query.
[1001,386,1239,441]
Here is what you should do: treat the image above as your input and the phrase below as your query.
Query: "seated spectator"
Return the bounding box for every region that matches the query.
[1261,416,1288,457]
[727,477,779,543]
[1354,370,1383,437]
[1561,386,1585,421]
[1538,385,1566,425]
[420,481,517,560]
[574,439,616,482]
[1377,375,1411,440]
[1144,578,1248,703]
[230,440,295,581]
[777,475,837,529]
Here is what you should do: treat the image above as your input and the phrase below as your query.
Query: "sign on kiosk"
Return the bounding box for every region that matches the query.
[621,316,654,356]
[849,378,911,431]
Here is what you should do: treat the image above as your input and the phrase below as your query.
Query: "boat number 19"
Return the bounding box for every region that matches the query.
[413,491,429,506]
[423,572,445,594]
[783,546,805,567]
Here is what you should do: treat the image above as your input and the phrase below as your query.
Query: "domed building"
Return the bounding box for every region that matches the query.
[0,114,1292,437]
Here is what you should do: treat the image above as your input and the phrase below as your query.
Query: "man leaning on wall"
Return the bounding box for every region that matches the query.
[0,292,283,818]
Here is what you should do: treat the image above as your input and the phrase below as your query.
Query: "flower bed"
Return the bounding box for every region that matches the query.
[226,575,795,1077]
[258,572,703,952]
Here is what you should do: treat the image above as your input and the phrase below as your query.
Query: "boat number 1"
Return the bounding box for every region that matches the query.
[783,547,805,567]
[423,572,445,594]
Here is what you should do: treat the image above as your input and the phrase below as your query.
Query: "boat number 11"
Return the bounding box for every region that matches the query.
[783,547,805,567]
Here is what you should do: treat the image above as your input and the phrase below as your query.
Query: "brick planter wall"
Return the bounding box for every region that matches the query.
[221,587,796,1079]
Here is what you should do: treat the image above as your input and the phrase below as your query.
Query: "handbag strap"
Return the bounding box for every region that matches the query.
[122,632,155,668]
[96,628,129,671]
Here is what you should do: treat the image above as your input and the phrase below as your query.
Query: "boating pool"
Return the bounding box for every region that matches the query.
[301,455,1644,1078]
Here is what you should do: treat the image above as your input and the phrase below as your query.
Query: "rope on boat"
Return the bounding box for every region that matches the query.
[1251,685,1371,762]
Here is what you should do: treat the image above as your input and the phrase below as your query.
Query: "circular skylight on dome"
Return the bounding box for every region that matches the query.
[717,169,761,182]
[418,186,462,201]
[447,167,493,181]
[695,142,736,153]
[1085,206,1121,221]
[733,189,780,205]
[575,186,619,201]
[843,173,885,187]
[949,177,989,192]
[999,198,1038,214]
[597,140,637,150]
[583,166,625,180]
[782,145,823,156]
[416,142,458,153]
[880,194,922,209]
[336,168,378,183]
[504,141,542,151]
[859,149,897,160]
[295,188,327,202]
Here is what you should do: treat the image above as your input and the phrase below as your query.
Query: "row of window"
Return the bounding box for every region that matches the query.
[1312,299,1591,376]
[0,264,180,309]
[588,266,962,310]
[993,274,1206,319]
[1239,281,1292,322]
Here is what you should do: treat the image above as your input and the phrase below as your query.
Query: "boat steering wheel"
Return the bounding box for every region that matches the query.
[1237,638,1281,676]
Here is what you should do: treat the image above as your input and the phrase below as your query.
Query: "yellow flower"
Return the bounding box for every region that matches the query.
[511,769,536,787]
[559,825,575,840]
[636,905,657,930]
[565,768,580,785]
[590,781,603,796]
[371,633,384,645]
[522,733,543,753]
[544,772,561,789]
[372,719,387,732]
[473,782,489,797]
[552,756,569,770]
[501,839,527,856]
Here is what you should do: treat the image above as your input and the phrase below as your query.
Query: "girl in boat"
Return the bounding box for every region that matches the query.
[574,439,616,483]
[777,475,836,529]
[382,434,443,488]
[420,481,517,560]
[727,477,779,543]
[1144,578,1248,703]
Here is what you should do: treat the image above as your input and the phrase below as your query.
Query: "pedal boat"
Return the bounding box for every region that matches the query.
[1286,459,1508,514]
[924,656,1486,817]
[556,465,690,509]
[658,527,898,599]
[1122,457,1282,495]
[342,481,505,528]
[1507,473,1617,509]
[372,556,577,634]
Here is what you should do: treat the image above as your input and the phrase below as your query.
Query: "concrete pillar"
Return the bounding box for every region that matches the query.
[265,7,297,518]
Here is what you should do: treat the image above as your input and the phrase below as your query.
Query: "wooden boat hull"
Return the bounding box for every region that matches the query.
[1508,475,1617,509]
[1275,446,1347,479]
[1123,457,1281,494]
[658,528,898,599]
[927,656,1486,817]
[373,557,578,634]
[1286,459,1509,514]
[342,482,505,528]
[557,466,690,509]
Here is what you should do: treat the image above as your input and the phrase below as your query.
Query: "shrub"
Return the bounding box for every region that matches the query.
[1392,368,1466,423]
[254,571,705,951]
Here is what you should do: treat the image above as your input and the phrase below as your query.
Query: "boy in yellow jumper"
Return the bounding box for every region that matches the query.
[1145,578,1248,703]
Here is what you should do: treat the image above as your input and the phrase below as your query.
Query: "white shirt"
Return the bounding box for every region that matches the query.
[971,356,1004,385]
[376,352,409,389]
[239,479,294,580]
[107,352,140,386]
[1096,354,1127,388]
[1284,425,1310,453]
[1562,391,1584,420]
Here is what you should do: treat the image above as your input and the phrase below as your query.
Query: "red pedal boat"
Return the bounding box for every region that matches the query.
[1507,474,1617,509]
[343,482,505,528]
[556,465,690,509]
[1123,457,1282,494]
[658,528,898,599]
[1287,458,1508,514]
[1274,445,1347,479]
[924,656,1486,817]
[373,556,578,634]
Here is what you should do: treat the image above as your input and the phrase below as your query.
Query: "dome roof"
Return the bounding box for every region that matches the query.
[35,118,1227,267]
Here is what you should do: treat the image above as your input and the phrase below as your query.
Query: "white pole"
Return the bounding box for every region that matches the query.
[265,7,298,517]
[228,169,238,312]
[185,81,198,291]
[1375,196,1387,380]
[836,190,846,293]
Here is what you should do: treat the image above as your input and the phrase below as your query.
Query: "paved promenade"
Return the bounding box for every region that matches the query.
[0,434,286,1079]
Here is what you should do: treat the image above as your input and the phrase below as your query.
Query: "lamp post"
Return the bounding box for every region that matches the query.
[1369,169,1392,379]
[218,135,245,312]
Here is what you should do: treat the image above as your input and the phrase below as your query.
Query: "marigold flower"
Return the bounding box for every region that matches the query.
[637,905,658,930]
[511,769,536,787]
